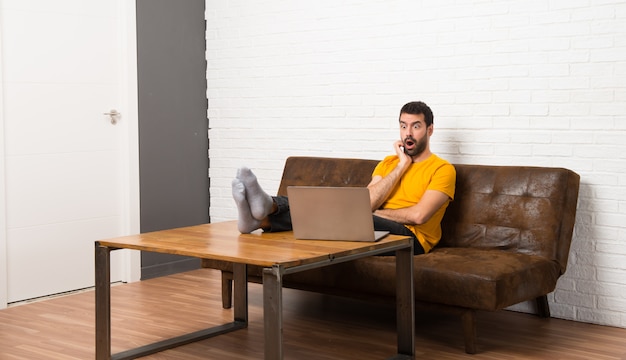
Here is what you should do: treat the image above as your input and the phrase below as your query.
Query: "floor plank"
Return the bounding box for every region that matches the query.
[1,268,625,359]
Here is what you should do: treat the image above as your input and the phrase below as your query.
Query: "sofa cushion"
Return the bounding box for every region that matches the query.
[412,248,561,310]
[278,247,560,311]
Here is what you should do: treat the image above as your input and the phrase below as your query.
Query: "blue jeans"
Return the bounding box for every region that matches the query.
[265,196,425,255]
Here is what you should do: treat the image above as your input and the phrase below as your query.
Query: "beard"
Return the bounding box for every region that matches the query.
[403,132,428,157]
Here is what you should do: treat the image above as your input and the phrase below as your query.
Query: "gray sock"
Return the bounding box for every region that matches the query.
[236,167,273,220]
[232,178,261,233]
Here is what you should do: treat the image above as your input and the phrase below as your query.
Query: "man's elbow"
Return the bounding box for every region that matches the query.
[409,212,430,225]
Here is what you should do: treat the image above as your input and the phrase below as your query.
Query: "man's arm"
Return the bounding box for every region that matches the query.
[367,140,411,210]
[373,189,450,225]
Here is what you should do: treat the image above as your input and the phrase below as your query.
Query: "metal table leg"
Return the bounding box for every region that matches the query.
[263,265,284,359]
[95,243,112,360]
[391,245,415,359]
[232,263,249,324]
[95,244,249,360]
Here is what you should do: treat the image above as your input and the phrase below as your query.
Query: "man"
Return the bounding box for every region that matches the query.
[232,101,456,254]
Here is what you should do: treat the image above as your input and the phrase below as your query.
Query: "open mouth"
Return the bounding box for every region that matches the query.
[404,138,415,149]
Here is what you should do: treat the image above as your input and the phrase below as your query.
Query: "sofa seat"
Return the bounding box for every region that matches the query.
[412,248,561,310]
[277,248,559,310]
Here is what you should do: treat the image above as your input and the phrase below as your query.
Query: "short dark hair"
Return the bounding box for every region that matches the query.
[399,101,433,126]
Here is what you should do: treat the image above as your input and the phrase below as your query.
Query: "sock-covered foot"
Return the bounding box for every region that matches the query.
[232,178,261,233]
[236,167,273,220]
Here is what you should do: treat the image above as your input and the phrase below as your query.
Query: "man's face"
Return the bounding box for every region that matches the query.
[399,113,431,157]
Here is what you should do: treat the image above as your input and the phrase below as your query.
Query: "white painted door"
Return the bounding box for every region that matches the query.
[0,0,140,305]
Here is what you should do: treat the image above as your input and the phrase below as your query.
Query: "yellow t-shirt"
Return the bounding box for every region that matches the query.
[372,154,456,253]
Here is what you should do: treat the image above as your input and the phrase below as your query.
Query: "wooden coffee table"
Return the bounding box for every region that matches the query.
[95,220,415,359]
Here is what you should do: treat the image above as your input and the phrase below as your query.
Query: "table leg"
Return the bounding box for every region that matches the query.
[263,265,284,360]
[95,243,112,360]
[232,263,248,324]
[95,246,248,360]
[394,245,415,359]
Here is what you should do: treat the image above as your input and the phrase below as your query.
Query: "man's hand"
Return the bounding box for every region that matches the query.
[367,141,412,210]
[394,140,412,169]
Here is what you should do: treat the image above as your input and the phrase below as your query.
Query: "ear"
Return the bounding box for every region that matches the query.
[427,125,434,136]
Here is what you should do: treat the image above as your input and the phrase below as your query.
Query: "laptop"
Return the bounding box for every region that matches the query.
[286,186,389,242]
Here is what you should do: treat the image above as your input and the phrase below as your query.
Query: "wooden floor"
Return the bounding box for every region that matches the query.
[1,269,625,360]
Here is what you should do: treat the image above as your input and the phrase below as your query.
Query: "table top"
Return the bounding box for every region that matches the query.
[96,221,411,268]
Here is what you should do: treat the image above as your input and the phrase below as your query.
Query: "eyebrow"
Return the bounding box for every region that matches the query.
[400,120,424,127]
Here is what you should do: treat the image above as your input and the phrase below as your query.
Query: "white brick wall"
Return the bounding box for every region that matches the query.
[206,0,626,328]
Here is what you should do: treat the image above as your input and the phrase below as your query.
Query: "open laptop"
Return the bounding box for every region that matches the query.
[286,186,389,242]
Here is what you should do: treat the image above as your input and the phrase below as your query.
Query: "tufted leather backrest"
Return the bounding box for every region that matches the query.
[440,164,580,275]
[278,157,580,275]
[277,156,379,196]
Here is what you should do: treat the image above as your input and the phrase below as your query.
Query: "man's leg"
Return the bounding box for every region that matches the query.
[265,196,292,232]
[373,215,425,255]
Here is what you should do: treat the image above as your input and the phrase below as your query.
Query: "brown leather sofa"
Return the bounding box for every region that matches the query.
[203,156,580,353]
